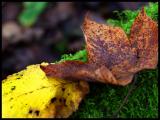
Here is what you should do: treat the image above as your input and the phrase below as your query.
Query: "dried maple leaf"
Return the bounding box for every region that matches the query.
[41,8,158,86]
[2,63,89,118]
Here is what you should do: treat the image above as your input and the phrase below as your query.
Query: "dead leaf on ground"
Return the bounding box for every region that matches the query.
[41,7,158,86]
[2,63,89,118]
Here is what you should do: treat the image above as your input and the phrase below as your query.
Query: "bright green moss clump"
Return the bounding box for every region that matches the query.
[59,49,87,63]
[58,2,158,118]
[107,2,158,34]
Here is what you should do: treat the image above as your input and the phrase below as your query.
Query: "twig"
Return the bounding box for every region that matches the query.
[132,79,145,91]
[111,74,138,118]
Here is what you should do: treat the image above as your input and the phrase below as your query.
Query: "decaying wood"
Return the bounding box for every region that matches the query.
[40,8,158,86]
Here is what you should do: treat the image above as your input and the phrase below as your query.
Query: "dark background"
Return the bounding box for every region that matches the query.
[2,2,148,79]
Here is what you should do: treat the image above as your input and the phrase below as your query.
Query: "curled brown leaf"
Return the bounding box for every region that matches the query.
[41,8,158,86]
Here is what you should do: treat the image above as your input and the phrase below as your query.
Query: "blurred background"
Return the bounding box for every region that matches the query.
[2,2,148,79]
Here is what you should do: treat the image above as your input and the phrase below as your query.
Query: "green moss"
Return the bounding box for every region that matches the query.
[107,2,158,34]
[70,69,158,118]
[58,49,87,63]
[58,2,158,118]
